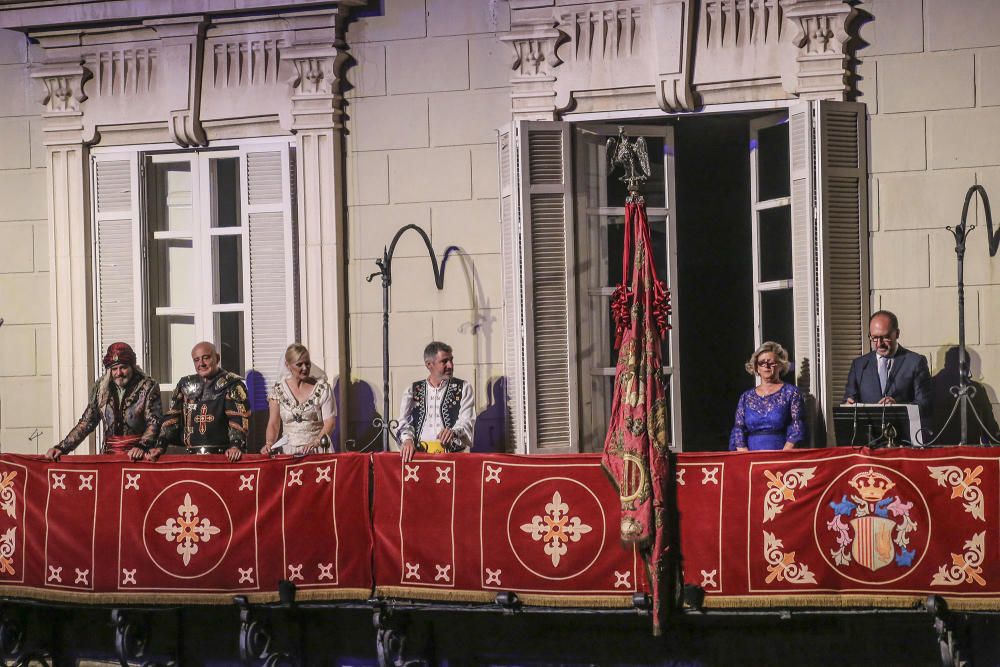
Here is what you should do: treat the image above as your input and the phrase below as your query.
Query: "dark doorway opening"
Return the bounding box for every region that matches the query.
[674,114,756,452]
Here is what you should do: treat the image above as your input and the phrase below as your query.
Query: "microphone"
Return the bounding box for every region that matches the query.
[879,358,898,447]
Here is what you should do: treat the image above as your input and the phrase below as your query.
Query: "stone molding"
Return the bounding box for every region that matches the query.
[782,0,857,100]
[505,0,856,117]
[283,43,351,131]
[499,16,563,120]
[23,8,355,147]
[504,0,697,119]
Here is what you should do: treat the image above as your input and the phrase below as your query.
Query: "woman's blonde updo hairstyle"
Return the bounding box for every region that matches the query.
[284,343,310,365]
[744,341,791,376]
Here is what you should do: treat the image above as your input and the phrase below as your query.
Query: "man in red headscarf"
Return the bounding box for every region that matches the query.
[46,342,162,462]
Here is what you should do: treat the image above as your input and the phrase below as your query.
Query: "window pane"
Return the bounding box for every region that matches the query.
[606,135,666,209]
[605,215,667,288]
[213,235,243,304]
[758,205,792,282]
[215,311,245,375]
[760,288,795,373]
[150,239,194,309]
[150,163,193,233]
[606,214,670,365]
[211,158,241,228]
[149,314,196,385]
[756,122,790,201]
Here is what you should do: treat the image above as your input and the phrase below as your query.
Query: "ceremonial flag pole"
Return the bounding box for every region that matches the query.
[600,128,673,634]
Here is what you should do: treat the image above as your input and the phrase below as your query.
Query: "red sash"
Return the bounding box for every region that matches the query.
[105,435,142,455]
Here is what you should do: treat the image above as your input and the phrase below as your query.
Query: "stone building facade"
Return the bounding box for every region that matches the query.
[0,0,997,455]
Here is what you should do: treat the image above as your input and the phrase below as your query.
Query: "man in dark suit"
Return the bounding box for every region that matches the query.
[844,310,932,429]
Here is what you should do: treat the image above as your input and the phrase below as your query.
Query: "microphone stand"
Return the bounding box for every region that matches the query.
[365,225,453,452]
[933,185,1000,446]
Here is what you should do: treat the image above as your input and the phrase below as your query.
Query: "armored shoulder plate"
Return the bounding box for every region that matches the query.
[178,374,203,399]
[213,370,244,392]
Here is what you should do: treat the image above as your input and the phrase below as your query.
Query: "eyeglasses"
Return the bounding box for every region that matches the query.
[756,360,779,368]
[869,335,895,343]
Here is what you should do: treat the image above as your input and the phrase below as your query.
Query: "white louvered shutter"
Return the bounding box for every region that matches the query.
[498,125,528,452]
[789,100,870,443]
[242,143,297,389]
[92,153,143,367]
[787,104,820,444]
[514,121,579,454]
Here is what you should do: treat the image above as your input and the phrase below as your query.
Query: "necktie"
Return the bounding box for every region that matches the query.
[878,355,890,395]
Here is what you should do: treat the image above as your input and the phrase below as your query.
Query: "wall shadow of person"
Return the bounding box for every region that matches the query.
[335,377,385,453]
[472,376,509,453]
[245,369,269,453]
[929,346,1000,445]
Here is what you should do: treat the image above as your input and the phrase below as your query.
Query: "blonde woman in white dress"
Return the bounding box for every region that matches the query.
[262,343,336,455]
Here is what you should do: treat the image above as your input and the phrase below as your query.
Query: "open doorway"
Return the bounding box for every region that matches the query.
[573,110,793,452]
[674,113,756,452]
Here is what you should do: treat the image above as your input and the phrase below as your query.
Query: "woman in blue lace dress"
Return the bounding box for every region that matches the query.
[729,341,805,451]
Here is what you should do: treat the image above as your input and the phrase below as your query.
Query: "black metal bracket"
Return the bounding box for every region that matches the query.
[0,605,51,667]
[926,595,970,667]
[365,224,454,452]
[373,607,426,667]
[111,608,174,667]
[928,184,1000,446]
[235,596,296,667]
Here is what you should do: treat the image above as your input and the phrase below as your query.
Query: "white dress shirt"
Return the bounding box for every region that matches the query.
[397,379,476,450]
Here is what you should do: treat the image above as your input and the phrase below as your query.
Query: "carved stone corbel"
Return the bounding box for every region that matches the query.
[653,0,696,112]
[147,16,208,147]
[30,60,94,145]
[499,17,563,120]
[282,43,350,131]
[32,62,89,114]
[782,0,857,100]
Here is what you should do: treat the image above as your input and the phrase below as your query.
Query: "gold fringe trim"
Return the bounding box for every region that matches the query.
[375,586,633,609]
[697,594,1000,611]
[0,585,371,606]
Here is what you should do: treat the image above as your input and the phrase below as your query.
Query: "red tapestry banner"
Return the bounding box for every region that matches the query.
[372,453,648,607]
[677,446,1000,610]
[0,453,372,604]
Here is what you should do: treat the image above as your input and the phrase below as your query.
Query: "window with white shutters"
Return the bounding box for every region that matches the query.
[500,121,579,454]
[574,123,681,453]
[750,113,796,374]
[90,141,298,392]
[788,100,870,444]
[499,102,869,452]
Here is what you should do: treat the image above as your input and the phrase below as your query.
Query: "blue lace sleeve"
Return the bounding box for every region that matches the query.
[785,386,806,444]
[729,392,747,450]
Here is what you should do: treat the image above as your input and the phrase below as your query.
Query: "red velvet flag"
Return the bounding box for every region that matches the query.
[601,197,672,633]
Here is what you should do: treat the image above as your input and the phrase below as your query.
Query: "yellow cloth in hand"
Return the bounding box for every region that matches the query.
[420,439,446,454]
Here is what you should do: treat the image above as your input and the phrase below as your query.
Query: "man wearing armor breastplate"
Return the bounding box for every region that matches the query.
[397,341,476,463]
[152,341,249,462]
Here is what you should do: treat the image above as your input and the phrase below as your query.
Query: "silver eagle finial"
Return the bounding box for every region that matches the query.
[606,126,651,195]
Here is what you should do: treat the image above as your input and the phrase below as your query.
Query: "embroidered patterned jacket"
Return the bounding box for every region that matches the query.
[397,378,475,452]
[56,371,162,454]
[159,369,249,451]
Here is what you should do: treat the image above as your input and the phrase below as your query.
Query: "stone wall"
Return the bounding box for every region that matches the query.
[858,0,1000,438]
[0,29,50,454]
[342,0,513,451]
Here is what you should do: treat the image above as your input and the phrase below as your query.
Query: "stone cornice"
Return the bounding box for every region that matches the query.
[23,5,358,145]
[0,0,367,31]
[504,0,858,117]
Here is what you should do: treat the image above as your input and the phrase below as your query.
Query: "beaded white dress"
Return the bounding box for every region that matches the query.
[270,378,335,454]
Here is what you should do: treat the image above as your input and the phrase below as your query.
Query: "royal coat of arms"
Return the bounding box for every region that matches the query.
[825,468,920,575]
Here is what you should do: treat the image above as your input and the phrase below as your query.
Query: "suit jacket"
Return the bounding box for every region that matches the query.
[843,346,932,421]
